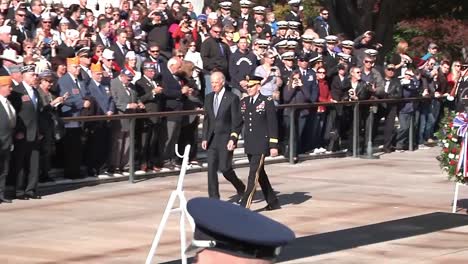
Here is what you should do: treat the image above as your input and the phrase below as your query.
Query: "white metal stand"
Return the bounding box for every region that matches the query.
[452,182,467,213]
[145,144,195,264]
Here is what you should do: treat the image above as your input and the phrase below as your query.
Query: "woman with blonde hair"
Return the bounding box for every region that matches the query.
[254,50,282,103]
[391,39,413,77]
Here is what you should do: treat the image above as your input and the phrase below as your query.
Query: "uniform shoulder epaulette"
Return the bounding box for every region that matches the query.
[267,97,273,101]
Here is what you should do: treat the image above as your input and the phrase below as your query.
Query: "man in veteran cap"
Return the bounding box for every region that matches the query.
[186,197,295,263]
[85,62,115,176]
[58,56,92,179]
[8,64,42,199]
[237,74,281,211]
[0,76,14,203]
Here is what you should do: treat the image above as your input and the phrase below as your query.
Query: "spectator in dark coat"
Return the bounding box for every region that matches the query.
[200,24,230,95]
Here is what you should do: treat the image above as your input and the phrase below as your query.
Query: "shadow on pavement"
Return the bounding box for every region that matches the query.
[277,212,468,262]
[160,212,468,264]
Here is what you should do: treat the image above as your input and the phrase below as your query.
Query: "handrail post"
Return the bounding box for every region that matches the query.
[129,118,135,183]
[352,102,360,157]
[409,113,414,151]
[361,105,379,159]
[289,109,295,164]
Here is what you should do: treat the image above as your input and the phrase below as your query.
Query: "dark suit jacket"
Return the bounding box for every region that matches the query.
[10,24,33,44]
[95,34,111,48]
[0,66,9,76]
[162,70,184,121]
[78,67,92,87]
[8,83,41,142]
[111,43,127,69]
[135,76,164,124]
[87,80,115,115]
[58,73,89,128]
[0,101,14,150]
[202,90,242,148]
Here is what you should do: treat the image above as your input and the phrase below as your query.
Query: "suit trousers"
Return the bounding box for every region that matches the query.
[207,134,245,199]
[374,105,398,150]
[163,120,181,163]
[39,129,55,179]
[141,122,165,168]
[11,139,39,196]
[0,149,10,199]
[240,154,277,208]
[63,128,83,179]
[109,128,130,170]
[84,123,111,173]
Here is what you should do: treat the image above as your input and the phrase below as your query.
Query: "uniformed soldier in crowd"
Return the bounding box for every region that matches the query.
[186,197,295,263]
[238,74,281,211]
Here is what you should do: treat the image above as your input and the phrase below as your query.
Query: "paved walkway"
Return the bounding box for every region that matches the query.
[1,147,467,264]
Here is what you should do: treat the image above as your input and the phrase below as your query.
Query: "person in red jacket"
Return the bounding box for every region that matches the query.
[314,66,336,153]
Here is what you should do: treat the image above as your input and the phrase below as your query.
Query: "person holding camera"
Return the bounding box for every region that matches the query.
[396,69,420,151]
[283,70,310,159]
[343,66,372,153]
[391,40,413,78]
[254,50,282,103]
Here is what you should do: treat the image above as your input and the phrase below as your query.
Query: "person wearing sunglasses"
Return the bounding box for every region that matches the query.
[311,7,330,38]
[11,8,31,44]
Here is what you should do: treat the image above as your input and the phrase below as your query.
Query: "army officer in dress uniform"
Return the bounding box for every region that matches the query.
[239,75,281,211]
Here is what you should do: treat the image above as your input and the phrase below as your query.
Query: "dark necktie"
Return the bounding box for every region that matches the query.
[250,97,254,105]
[218,42,224,56]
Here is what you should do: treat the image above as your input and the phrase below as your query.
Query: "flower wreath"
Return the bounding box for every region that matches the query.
[435,110,467,184]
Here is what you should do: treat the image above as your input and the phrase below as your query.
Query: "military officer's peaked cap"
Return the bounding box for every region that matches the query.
[364,49,378,56]
[240,0,252,8]
[186,197,295,259]
[245,74,263,86]
[341,40,354,48]
[277,21,288,29]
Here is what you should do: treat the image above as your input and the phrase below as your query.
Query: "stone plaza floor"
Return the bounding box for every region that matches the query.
[1,147,468,263]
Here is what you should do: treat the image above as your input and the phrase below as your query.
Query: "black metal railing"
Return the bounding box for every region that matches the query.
[62,97,433,183]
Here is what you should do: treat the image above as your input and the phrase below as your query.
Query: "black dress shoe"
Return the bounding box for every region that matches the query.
[26,194,42,199]
[16,195,29,200]
[0,197,12,203]
[263,201,281,211]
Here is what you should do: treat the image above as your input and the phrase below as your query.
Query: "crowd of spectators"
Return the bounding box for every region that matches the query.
[0,0,467,203]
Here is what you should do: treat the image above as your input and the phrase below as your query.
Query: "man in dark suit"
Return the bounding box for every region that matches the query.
[161,58,189,168]
[8,65,41,199]
[111,28,131,69]
[86,63,115,176]
[375,64,401,152]
[58,57,92,179]
[202,71,245,199]
[77,47,92,86]
[10,8,33,45]
[95,19,112,48]
[238,75,280,211]
[0,76,15,203]
[200,24,230,95]
[135,61,165,171]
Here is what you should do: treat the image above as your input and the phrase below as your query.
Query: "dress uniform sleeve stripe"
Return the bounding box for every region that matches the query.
[231,132,239,138]
[269,138,278,143]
